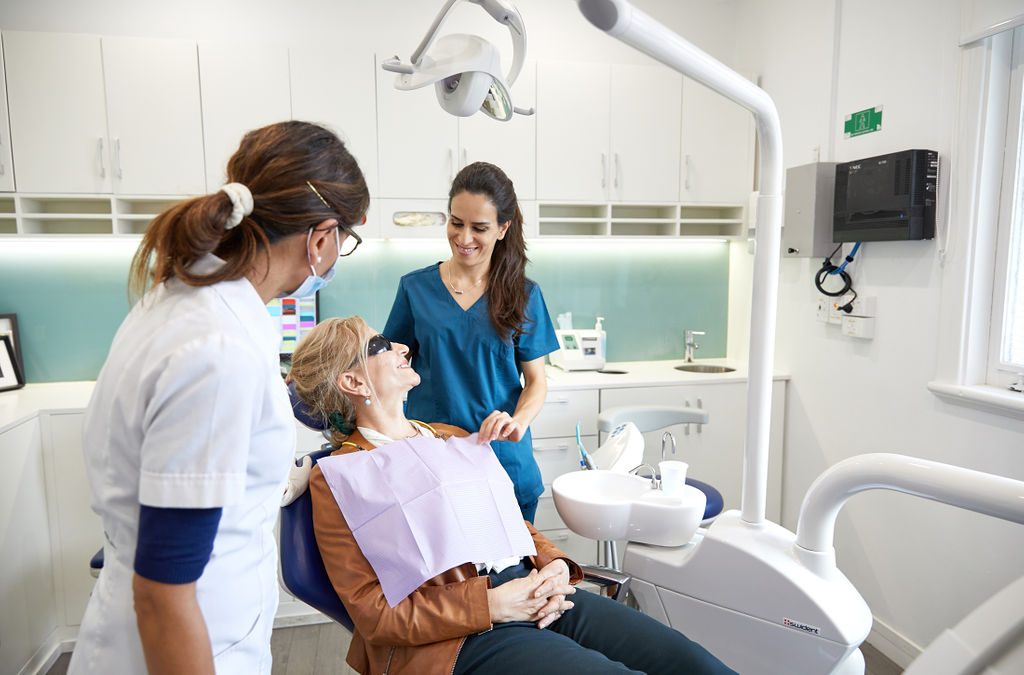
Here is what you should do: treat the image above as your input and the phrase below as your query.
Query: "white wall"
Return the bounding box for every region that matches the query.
[734,0,1024,665]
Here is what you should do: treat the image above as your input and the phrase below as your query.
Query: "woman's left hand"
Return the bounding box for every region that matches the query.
[531,559,576,629]
[477,410,524,444]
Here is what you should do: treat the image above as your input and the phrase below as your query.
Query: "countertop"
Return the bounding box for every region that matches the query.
[0,360,791,432]
[544,359,789,391]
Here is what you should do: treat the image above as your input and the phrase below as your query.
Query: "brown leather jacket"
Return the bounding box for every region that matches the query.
[309,424,583,675]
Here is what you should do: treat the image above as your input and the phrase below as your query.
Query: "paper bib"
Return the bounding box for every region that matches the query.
[318,433,536,607]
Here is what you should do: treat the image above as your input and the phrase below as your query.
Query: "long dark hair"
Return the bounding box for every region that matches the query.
[129,120,369,297]
[448,162,530,342]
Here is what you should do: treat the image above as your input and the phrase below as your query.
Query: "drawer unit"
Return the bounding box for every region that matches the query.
[531,389,599,439]
[534,486,563,531]
[533,434,596,485]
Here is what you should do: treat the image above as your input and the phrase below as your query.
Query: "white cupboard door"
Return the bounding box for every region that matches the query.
[375,55,459,199]
[680,78,755,203]
[458,62,537,200]
[199,42,292,192]
[536,60,610,202]
[290,47,379,199]
[0,419,58,675]
[0,44,14,192]
[4,32,111,193]
[102,37,206,195]
[609,64,681,202]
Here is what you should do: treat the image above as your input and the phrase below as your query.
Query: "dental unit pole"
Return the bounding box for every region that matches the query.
[577,0,783,526]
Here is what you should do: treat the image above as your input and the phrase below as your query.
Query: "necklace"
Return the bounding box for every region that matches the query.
[446,260,486,295]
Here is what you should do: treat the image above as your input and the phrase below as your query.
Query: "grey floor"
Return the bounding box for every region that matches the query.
[47,623,902,674]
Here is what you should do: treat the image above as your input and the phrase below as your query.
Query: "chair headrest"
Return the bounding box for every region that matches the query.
[288,379,329,431]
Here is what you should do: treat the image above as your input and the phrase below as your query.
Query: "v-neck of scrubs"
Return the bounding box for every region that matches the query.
[438,261,487,312]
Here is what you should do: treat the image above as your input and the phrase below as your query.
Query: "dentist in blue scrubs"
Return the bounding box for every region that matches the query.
[385,162,557,522]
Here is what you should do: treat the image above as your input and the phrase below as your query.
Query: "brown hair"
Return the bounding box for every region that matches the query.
[129,120,369,297]
[289,316,376,448]
[448,161,530,342]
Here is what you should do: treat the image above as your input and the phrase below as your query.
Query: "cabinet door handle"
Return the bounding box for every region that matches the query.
[545,396,570,405]
[114,138,123,179]
[535,443,569,453]
[462,148,468,167]
[600,153,606,189]
[448,148,455,183]
[97,138,106,178]
[696,397,703,434]
[614,152,620,189]
[684,400,692,435]
[684,154,691,191]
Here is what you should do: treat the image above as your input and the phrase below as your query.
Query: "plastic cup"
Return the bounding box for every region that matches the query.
[659,460,689,496]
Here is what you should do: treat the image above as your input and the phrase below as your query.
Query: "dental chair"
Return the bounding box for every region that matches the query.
[280,382,633,632]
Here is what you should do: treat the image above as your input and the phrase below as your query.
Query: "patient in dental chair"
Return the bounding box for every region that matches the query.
[289,316,735,675]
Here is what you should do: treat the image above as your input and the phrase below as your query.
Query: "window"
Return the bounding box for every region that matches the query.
[929,24,1024,414]
[990,32,1024,383]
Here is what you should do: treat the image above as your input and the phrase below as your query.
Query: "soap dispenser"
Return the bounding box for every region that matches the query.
[595,316,606,360]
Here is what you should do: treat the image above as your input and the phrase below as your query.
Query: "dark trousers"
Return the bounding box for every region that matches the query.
[454,563,736,675]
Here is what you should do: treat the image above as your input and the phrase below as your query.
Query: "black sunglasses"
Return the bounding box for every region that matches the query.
[366,334,393,357]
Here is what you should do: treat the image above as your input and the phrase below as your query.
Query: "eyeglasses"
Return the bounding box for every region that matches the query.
[307,181,364,257]
[365,334,393,357]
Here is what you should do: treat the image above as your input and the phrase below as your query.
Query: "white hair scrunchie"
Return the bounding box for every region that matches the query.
[220,182,254,229]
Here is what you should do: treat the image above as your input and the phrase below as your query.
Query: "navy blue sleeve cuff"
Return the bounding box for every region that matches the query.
[134,505,222,584]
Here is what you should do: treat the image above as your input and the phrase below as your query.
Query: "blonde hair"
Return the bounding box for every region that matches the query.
[289,316,377,447]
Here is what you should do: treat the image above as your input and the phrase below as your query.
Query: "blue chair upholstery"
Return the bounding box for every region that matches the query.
[279,447,354,631]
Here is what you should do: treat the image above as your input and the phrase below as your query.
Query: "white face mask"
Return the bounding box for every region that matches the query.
[277,227,340,298]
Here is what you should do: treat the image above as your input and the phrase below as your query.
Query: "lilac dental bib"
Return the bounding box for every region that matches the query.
[317,433,536,607]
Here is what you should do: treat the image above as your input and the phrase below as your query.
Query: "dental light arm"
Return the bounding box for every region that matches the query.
[795,453,1024,555]
[383,0,533,119]
[578,0,784,525]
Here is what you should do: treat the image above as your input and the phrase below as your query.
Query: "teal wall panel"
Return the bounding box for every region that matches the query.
[0,239,729,383]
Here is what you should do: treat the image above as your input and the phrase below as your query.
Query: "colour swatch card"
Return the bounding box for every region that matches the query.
[267,295,317,354]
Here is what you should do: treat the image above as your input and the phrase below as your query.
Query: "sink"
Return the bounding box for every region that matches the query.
[674,364,736,373]
[551,470,706,547]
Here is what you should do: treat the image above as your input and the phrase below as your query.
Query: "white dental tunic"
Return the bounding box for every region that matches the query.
[69,254,295,674]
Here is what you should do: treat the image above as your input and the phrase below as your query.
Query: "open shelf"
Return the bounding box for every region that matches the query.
[536,201,746,239]
[4,193,196,235]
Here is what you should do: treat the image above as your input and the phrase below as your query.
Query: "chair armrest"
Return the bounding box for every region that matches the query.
[581,564,631,603]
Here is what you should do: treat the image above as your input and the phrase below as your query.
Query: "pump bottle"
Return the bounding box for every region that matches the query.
[595,316,606,360]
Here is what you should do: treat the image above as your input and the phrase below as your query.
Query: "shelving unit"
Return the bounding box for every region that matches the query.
[537,201,746,239]
[0,194,192,236]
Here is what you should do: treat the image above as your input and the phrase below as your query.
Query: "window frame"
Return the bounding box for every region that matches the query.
[929,25,1024,417]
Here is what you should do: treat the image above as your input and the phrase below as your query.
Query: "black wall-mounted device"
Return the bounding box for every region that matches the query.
[833,149,938,242]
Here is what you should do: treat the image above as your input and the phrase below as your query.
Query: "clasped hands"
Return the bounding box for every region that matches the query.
[487,559,576,630]
[477,410,524,444]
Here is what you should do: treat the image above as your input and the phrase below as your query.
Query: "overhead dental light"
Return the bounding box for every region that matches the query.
[381,0,534,121]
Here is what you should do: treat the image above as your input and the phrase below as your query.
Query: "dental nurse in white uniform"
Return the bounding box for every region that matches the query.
[69,121,369,675]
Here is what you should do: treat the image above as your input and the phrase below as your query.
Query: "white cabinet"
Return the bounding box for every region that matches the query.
[0,44,14,192]
[3,32,206,195]
[4,32,111,194]
[680,78,755,203]
[0,418,58,675]
[199,41,292,192]
[600,380,786,522]
[290,47,380,200]
[101,37,206,196]
[537,61,682,203]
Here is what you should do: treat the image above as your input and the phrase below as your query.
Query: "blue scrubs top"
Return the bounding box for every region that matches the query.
[384,263,559,506]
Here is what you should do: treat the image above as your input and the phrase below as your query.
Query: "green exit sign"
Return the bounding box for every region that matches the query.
[844,106,883,138]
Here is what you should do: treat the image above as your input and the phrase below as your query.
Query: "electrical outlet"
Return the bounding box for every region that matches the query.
[842,316,875,339]
[844,294,876,317]
[815,299,829,323]
[827,298,844,324]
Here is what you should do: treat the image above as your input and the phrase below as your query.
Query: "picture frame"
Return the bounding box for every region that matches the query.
[0,313,24,382]
[0,334,25,392]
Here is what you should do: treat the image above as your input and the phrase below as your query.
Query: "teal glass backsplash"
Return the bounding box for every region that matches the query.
[0,238,729,383]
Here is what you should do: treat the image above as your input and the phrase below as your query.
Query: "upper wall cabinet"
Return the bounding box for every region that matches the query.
[198,41,291,192]
[537,61,682,203]
[375,58,537,201]
[290,48,379,200]
[0,44,14,192]
[4,32,206,195]
[680,78,755,204]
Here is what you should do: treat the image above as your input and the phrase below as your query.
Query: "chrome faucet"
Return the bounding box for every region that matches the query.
[684,330,705,363]
[629,463,659,489]
[661,431,676,461]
